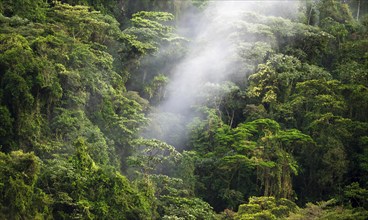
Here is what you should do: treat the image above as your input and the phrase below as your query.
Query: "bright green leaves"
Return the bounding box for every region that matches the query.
[50,2,121,45]
[0,32,30,53]
[0,5,153,218]
[122,10,186,101]
[149,174,217,220]
[276,129,314,151]
[129,138,181,174]
[0,32,63,151]
[160,196,216,220]
[0,0,47,21]
[234,196,298,220]
[0,2,149,164]
[0,151,50,219]
[0,34,35,109]
[247,54,332,111]
[38,147,152,219]
[236,119,313,199]
[131,11,174,34]
[123,11,177,56]
[189,108,312,209]
[72,137,97,171]
[220,155,253,172]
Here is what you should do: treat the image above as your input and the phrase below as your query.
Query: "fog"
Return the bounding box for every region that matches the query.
[144,0,300,148]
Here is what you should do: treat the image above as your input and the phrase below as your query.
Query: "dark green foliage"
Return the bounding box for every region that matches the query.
[0,105,14,150]
[0,0,47,21]
[318,0,354,24]
[188,108,313,210]
[0,151,51,219]
[38,140,152,219]
[288,199,368,220]
[0,2,155,219]
[122,10,187,97]
[128,138,181,174]
[0,0,368,219]
[342,182,368,208]
[150,174,217,219]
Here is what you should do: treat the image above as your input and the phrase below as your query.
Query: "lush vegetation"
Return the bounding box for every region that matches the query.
[0,0,367,219]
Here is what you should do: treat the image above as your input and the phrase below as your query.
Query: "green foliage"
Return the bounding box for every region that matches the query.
[0,151,51,219]
[0,2,158,218]
[247,54,332,115]
[321,17,349,44]
[122,10,186,96]
[0,105,14,150]
[59,0,120,19]
[50,2,121,45]
[128,138,181,174]
[0,0,47,21]
[189,109,312,210]
[123,11,176,55]
[39,146,152,219]
[161,196,217,220]
[343,182,368,209]
[144,74,169,103]
[150,174,217,220]
[234,196,298,220]
[287,199,368,220]
[318,0,354,24]
[51,109,111,165]
[0,31,60,151]
[0,0,367,218]
[336,61,368,86]
[237,12,334,65]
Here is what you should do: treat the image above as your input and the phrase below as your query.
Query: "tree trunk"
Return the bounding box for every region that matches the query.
[356,0,361,21]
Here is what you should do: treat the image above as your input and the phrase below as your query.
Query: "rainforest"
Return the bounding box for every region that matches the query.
[0,0,368,219]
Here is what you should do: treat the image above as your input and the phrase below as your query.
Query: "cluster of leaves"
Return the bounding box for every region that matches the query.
[0,0,368,219]
[0,0,189,219]
[176,0,368,218]
[188,108,313,211]
[0,1,214,219]
[0,151,49,219]
[233,196,298,220]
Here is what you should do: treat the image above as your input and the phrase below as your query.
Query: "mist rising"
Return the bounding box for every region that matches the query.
[145,1,300,147]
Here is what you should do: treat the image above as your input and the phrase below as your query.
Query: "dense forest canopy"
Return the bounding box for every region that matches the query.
[0,0,367,219]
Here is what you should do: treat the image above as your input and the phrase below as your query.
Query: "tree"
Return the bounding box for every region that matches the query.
[189,109,312,210]
[128,138,181,175]
[247,54,331,119]
[38,138,153,219]
[0,0,47,21]
[122,10,187,94]
[0,151,51,219]
[318,0,354,23]
[234,196,298,220]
